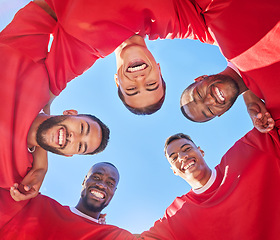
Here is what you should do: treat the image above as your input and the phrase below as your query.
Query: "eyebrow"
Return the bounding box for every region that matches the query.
[146,84,159,92]
[108,177,116,183]
[86,121,90,135]
[202,111,209,118]
[125,91,139,96]
[82,122,90,154]
[92,172,117,183]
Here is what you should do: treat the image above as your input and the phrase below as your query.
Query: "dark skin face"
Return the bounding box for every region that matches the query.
[78,163,119,218]
[180,75,239,122]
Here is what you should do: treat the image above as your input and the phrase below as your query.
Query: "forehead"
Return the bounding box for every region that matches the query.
[89,164,119,181]
[166,138,194,155]
[180,83,197,107]
[181,102,213,122]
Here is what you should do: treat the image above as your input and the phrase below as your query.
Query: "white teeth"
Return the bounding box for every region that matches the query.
[215,87,225,102]
[183,161,195,170]
[128,63,146,72]
[58,129,63,145]
[90,190,105,199]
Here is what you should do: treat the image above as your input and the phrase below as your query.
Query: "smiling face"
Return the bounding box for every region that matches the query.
[165,137,209,184]
[80,163,119,213]
[36,115,102,156]
[115,42,164,111]
[180,74,239,122]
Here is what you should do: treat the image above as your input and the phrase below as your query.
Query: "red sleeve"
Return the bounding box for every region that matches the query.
[0,2,53,189]
[45,26,99,95]
[0,2,56,62]
[0,193,136,240]
[44,0,215,95]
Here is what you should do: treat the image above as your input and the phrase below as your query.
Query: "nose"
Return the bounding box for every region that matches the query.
[133,74,146,82]
[178,152,187,162]
[68,131,82,143]
[203,94,216,106]
[96,181,106,189]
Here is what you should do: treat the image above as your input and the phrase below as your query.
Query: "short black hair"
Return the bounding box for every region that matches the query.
[78,114,110,155]
[118,76,166,115]
[86,162,120,185]
[164,133,194,157]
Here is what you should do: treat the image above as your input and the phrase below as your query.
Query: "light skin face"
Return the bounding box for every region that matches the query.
[78,163,119,218]
[36,110,102,156]
[166,138,211,188]
[115,35,164,108]
[180,75,239,122]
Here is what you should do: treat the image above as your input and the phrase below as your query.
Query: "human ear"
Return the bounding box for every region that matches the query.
[171,166,179,175]
[157,63,161,72]
[194,75,208,82]
[64,154,73,157]
[114,74,119,87]
[63,109,78,116]
[198,147,205,156]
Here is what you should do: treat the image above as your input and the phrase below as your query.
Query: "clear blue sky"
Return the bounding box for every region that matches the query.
[1,0,253,234]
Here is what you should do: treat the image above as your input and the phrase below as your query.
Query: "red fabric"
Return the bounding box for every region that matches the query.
[142,128,280,240]
[198,0,280,124]
[44,0,215,95]
[0,189,136,240]
[0,3,56,190]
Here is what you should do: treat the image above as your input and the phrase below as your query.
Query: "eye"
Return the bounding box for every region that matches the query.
[171,156,178,163]
[208,107,214,115]
[81,123,84,134]
[197,89,202,99]
[146,82,156,87]
[78,143,82,152]
[183,147,191,152]
[93,175,100,180]
[107,181,114,187]
[127,87,136,91]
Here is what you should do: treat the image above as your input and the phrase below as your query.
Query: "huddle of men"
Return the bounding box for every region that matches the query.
[1,0,280,239]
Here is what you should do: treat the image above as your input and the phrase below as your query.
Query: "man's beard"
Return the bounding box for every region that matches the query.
[82,192,109,213]
[36,115,68,155]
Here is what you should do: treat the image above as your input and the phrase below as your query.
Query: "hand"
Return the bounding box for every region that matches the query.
[10,168,46,201]
[247,102,275,133]
[10,183,38,201]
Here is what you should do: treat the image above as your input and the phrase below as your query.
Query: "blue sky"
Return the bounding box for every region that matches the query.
[1,0,253,234]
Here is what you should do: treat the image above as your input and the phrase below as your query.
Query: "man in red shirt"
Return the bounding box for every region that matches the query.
[141,129,280,239]
[1,162,136,240]
[180,61,280,131]
[38,0,279,115]
[0,3,109,199]
[33,0,214,115]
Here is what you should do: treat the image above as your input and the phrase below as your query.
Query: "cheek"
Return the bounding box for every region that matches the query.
[81,188,86,197]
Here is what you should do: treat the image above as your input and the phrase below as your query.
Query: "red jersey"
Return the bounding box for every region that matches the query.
[0,188,136,240]
[0,2,56,189]
[44,0,215,95]
[198,0,280,123]
[142,128,280,240]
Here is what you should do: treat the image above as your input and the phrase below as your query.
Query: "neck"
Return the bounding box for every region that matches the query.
[186,167,212,190]
[221,66,248,94]
[114,35,146,68]
[75,199,100,220]
[27,113,50,148]
[116,35,146,51]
